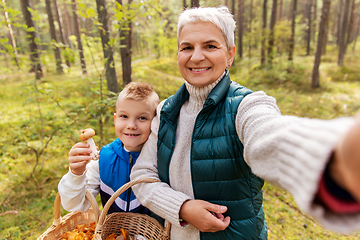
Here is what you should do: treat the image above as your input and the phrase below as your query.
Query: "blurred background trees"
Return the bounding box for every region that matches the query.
[0,0,358,89]
[1,1,360,239]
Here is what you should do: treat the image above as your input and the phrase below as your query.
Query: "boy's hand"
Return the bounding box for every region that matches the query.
[68,142,93,175]
[179,199,230,232]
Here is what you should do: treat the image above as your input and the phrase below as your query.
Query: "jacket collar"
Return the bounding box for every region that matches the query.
[111,138,140,162]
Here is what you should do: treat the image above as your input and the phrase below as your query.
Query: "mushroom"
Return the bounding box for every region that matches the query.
[79,128,99,160]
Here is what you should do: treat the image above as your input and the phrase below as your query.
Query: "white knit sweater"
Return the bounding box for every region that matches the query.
[130,74,360,239]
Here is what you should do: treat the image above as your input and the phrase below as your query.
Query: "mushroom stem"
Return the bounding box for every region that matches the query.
[87,138,99,160]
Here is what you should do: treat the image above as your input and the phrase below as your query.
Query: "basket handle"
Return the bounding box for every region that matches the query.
[97,177,160,225]
[96,178,172,239]
[53,189,101,225]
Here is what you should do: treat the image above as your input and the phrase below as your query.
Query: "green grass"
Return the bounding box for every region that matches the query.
[1,48,360,239]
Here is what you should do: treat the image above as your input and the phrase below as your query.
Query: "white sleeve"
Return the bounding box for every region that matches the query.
[130,101,192,226]
[58,160,100,212]
[236,91,360,233]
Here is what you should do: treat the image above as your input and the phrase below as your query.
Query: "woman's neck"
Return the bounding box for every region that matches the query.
[184,71,226,112]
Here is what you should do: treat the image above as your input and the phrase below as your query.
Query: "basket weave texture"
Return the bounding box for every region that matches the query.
[95,178,171,240]
[37,189,100,240]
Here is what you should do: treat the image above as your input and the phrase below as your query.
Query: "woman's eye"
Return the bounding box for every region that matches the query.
[181,46,192,51]
[206,45,217,49]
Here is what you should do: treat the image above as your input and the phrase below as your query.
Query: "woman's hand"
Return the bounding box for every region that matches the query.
[68,142,93,176]
[330,113,360,202]
[179,199,230,232]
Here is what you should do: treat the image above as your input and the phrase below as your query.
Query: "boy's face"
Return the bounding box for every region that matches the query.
[114,97,156,152]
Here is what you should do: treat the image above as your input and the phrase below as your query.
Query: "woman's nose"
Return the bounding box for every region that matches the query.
[190,47,205,62]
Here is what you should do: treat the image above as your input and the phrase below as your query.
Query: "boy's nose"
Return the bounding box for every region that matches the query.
[126,121,137,129]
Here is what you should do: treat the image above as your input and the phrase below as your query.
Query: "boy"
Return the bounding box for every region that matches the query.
[58,82,159,214]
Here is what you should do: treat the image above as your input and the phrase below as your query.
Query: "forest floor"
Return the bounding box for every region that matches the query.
[1,50,360,239]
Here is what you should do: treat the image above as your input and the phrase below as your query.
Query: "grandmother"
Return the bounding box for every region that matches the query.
[130,6,360,240]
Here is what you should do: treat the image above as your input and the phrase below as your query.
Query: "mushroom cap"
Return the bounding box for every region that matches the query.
[79,128,96,141]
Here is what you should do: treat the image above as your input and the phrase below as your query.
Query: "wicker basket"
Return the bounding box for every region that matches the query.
[38,189,101,240]
[94,178,171,240]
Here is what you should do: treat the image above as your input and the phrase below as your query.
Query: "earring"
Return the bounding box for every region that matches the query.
[228,65,231,68]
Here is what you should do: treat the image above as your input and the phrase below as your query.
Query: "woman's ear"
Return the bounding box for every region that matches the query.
[227,46,236,67]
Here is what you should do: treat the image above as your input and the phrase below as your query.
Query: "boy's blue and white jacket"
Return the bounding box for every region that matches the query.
[58,138,148,214]
[99,138,148,214]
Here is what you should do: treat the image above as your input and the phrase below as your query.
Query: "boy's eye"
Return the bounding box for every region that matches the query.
[120,115,128,119]
[139,116,148,120]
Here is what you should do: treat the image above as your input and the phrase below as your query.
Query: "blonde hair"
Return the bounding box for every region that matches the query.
[177,6,236,50]
[120,82,155,101]
[116,82,159,111]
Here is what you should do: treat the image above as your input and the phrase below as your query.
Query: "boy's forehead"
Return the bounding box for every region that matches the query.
[116,97,157,113]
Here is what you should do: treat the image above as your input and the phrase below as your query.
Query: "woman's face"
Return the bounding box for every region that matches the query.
[178,21,235,88]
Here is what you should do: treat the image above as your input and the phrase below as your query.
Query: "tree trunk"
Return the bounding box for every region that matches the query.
[248,0,253,59]
[116,0,132,87]
[71,0,87,74]
[96,0,118,93]
[338,0,351,66]
[322,4,331,55]
[231,0,235,16]
[1,0,20,68]
[53,0,70,67]
[261,0,268,65]
[20,0,42,79]
[346,0,355,44]
[191,0,199,8]
[337,0,343,46]
[268,0,278,64]
[63,1,74,49]
[311,0,331,88]
[237,0,243,58]
[183,0,187,9]
[45,0,63,73]
[288,0,297,61]
[352,3,360,51]
[53,0,66,45]
[312,0,317,42]
[278,0,283,21]
[288,0,294,20]
[305,0,312,56]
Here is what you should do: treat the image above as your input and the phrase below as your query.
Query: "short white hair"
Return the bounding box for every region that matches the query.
[177,6,236,50]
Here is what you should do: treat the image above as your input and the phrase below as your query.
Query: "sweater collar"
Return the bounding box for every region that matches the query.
[184,70,227,112]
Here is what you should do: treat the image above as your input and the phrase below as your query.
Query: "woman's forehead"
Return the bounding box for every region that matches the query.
[179,22,225,43]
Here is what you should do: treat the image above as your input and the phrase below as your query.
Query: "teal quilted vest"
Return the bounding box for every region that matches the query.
[157,72,267,240]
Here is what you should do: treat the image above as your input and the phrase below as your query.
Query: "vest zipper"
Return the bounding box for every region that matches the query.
[126,154,133,212]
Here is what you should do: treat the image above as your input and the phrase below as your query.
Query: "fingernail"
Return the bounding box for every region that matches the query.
[220,206,227,211]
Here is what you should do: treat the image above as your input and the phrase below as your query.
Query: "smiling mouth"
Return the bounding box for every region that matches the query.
[190,67,210,72]
[125,133,140,137]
